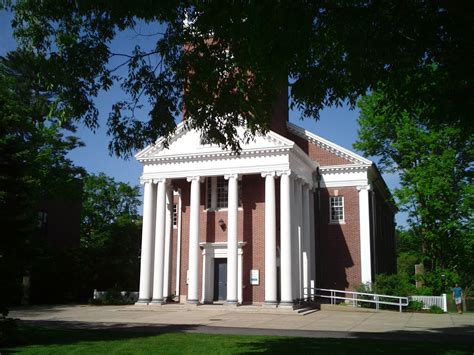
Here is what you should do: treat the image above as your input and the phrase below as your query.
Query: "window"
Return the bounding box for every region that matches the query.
[172,204,178,228]
[206,176,242,210]
[330,196,344,223]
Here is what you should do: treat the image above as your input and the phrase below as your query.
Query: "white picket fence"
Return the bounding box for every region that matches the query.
[93,289,139,303]
[409,294,447,312]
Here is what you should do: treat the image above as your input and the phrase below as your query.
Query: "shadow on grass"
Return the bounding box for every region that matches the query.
[233,334,474,354]
[2,320,474,354]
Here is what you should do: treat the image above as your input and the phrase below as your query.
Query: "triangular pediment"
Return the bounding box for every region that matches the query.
[287,122,372,166]
[135,122,295,163]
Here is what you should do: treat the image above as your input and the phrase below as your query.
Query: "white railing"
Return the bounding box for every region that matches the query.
[409,294,447,312]
[304,287,409,312]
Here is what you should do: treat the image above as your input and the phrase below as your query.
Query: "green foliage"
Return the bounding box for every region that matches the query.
[89,288,134,306]
[407,300,424,312]
[81,173,141,248]
[0,51,84,309]
[397,252,419,277]
[5,2,473,157]
[429,305,444,314]
[79,173,142,293]
[372,274,417,297]
[0,316,17,346]
[355,87,473,292]
[421,270,460,296]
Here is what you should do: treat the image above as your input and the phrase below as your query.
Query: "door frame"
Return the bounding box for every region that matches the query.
[200,241,246,304]
[213,258,227,301]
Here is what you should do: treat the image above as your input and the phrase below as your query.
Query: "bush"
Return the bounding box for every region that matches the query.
[373,273,417,297]
[407,300,424,311]
[0,316,17,346]
[421,269,460,295]
[429,305,444,314]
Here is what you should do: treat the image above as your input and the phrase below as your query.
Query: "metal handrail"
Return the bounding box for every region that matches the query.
[304,287,409,312]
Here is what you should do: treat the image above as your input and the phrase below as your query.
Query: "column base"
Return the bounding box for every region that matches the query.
[150,298,165,305]
[187,299,199,304]
[135,298,150,305]
[264,300,278,308]
[225,299,238,306]
[278,301,295,309]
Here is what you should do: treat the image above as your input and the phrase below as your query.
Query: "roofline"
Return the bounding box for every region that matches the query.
[286,122,373,165]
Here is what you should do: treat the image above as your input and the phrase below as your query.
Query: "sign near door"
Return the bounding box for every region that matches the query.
[250,269,259,285]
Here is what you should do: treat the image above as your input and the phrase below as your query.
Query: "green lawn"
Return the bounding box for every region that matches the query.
[1,325,473,354]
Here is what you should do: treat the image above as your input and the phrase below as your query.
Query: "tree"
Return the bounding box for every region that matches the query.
[79,173,142,292]
[6,1,473,157]
[81,173,141,248]
[354,88,473,292]
[0,50,84,307]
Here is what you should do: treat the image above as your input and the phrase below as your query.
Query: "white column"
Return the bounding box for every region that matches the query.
[291,178,298,299]
[211,177,217,209]
[358,185,372,284]
[187,176,202,303]
[137,180,156,303]
[308,190,316,298]
[163,186,173,299]
[262,172,277,304]
[151,178,167,304]
[302,184,311,299]
[225,173,239,304]
[279,171,293,305]
[238,248,243,304]
[294,178,303,299]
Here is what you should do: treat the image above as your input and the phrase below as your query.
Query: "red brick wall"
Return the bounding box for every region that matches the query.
[170,175,267,303]
[315,186,362,291]
[286,132,354,166]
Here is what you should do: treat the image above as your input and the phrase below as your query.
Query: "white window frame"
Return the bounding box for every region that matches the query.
[330,196,345,223]
[206,176,242,210]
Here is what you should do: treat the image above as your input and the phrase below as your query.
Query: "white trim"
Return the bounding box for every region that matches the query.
[199,242,246,304]
[329,196,345,224]
[357,185,372,284]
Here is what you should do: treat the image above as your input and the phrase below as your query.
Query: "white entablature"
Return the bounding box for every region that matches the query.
[136,122,318,185]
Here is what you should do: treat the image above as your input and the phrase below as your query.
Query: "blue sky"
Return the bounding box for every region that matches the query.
[0,11,405,226]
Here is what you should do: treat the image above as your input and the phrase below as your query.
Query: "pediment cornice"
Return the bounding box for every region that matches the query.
[287,122,372,165]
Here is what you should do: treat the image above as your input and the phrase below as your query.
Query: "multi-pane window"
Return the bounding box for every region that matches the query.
[206,176,242,210]
[330,196,344,223]
[172,204,178,228]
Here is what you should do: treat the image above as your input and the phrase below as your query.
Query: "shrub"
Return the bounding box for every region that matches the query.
[373,273,417,297]
[407,300,424,311]
[429,305,444,314]
[0,315,17,346]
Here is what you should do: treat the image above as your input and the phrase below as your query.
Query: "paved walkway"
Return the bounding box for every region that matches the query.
[9,304,474,343]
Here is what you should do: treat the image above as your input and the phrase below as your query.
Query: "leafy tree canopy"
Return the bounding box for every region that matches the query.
[5,1,473,157]
[0,50,84,307]
[355,88,473,290]
[81,173,141,248]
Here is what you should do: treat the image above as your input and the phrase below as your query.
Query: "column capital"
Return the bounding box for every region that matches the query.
[187,176,204,183]
[294,176,304,185]
[139,177,153,185]
[224,173,240,180]
[153,177,168,184]
[276,170,292,177]
[261,171,276,178]
[357,184,371,192]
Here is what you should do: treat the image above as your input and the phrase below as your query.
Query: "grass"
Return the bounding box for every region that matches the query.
[1,325,473,354]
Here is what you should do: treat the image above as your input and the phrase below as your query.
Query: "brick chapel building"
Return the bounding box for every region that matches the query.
[134,94,396,306]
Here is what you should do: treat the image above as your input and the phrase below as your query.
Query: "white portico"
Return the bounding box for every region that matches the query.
[135,123,318,306]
